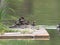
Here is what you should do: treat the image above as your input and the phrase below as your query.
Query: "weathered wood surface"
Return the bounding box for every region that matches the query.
[0,28,50,40]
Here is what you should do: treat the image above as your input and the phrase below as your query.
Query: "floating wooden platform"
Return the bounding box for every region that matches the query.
[0,28,50,40]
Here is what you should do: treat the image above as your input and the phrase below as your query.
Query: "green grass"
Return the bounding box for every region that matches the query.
[0,29,60,45]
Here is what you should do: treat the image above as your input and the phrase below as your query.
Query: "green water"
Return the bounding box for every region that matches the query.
[0,0,60,25]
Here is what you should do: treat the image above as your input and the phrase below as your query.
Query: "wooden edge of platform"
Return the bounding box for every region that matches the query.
[0,38,50,40]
